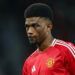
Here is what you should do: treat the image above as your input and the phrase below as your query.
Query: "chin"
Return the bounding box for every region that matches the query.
[29,40,36,44]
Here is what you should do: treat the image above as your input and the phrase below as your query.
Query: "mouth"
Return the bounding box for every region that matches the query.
[28,36,36,43]
[28,36,35,39]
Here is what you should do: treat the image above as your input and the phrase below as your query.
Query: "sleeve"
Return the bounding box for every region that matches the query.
[64,43,75,75]
[22,60,28,75]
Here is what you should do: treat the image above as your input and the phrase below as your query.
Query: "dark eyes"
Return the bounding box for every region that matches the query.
[35,24,40,27]
[25,25,29,28]
[32,24,36,27]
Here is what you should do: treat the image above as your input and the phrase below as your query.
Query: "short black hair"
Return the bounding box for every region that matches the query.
[24,3,53,21]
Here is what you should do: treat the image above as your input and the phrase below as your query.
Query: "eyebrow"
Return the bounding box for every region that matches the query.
[25,23,37,26]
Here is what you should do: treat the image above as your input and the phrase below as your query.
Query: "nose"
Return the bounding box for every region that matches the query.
[27,27,34,35]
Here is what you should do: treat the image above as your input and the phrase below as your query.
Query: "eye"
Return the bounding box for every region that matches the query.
[25,24,29,28]
[36,24,40,27]
[32,24,36,27]
[32,23,40,28]
[25,24,29,31]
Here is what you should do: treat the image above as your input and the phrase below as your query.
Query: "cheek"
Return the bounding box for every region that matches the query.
[35,25,47,39]
[33,29,42,41]
[37,29,46,40]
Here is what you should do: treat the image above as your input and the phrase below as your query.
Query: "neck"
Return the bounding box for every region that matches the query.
[37,35,54,52]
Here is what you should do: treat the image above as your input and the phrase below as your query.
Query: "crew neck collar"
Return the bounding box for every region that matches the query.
[36,38,56,53]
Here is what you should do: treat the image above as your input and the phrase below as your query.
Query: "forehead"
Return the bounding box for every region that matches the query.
[25,17,44,25]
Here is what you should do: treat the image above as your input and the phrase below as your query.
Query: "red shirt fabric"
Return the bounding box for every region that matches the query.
[22,39,75,75]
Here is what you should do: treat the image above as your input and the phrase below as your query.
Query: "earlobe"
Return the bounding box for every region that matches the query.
[47,24,52,31]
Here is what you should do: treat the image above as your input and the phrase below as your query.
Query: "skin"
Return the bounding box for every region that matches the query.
[25,17,54,52]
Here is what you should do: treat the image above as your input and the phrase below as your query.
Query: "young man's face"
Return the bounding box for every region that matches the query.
[25,17,52,44]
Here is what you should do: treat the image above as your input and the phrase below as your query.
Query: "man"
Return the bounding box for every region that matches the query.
[23,3,75,75]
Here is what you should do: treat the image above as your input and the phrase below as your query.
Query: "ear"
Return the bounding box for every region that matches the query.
[47,24,53,31]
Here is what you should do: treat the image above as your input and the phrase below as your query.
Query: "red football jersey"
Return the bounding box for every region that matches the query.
[22,39,75,75]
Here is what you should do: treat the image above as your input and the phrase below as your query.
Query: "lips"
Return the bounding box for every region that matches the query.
[28,36,35,39]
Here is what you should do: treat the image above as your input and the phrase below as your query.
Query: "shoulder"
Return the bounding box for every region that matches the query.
[25,50,39,63]
[52,39,75,58]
